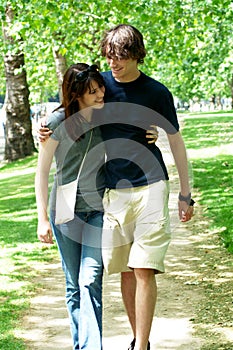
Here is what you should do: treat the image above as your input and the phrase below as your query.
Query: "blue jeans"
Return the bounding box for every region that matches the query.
[51,211,104,350]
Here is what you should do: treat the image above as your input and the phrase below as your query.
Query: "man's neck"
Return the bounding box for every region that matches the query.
[114,69,141,83]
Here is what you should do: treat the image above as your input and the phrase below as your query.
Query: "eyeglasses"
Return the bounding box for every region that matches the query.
[75,65,99,83]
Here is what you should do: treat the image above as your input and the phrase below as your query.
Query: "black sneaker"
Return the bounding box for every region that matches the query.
[128,338,150,350]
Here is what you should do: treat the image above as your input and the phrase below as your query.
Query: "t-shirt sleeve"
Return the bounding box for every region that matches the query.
[46,110,65,141]
[154,85,179,134]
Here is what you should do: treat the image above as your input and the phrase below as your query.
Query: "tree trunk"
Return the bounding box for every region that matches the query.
[231,73,233,110]
[3,4,36,162]
[52,48,67,103]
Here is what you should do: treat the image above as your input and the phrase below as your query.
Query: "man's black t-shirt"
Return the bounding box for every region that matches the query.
[97,70,179,189]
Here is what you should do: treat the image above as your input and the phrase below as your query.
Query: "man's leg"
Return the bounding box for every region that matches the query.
[121,269,156,350]
[134,268,157,350]
[121,271,137,336]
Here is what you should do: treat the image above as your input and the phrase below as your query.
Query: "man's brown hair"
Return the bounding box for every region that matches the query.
[100,24,146,64]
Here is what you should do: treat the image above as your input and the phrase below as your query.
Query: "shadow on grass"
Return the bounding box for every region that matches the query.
[0,289,30,350]
[192,155,233,252]
[0,163,37,245]
[0,155,59,349]
[201,343,233,350]
[0,219,37,245]
[0,244,58,350]
[181,114,233,150]
[0,336,25,350]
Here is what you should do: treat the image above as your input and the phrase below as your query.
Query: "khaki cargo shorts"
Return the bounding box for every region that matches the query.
[102,180,171,274]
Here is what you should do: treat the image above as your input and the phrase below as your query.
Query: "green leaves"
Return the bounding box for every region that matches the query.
[0,0,232,102]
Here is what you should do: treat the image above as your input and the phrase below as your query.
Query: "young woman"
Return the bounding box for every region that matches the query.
[35,63,106,350]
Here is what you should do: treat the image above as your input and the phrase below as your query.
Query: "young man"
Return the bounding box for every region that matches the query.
[99,24,194,350]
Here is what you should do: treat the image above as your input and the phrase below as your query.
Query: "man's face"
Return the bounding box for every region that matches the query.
[106,52,138,83]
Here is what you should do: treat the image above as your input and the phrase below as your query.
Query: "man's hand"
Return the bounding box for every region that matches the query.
[37,117,52,142]
[178,200,194,222]
[146,124,158,144]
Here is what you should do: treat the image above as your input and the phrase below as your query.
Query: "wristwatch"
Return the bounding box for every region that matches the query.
[178,192,195,206]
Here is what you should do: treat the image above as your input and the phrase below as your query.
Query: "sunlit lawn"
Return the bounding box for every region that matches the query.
[180,111,233,252]
[0,155,58,349]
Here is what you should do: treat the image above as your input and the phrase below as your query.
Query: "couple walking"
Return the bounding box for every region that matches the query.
[35,24,194,350]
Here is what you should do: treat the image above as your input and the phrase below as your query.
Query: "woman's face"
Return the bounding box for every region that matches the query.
[77,80,105,111]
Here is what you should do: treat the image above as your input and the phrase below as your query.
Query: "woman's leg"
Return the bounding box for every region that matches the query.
[51,221,82,350]
[79,211,104,350]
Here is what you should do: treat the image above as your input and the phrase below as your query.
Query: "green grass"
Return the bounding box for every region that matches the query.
[0,155,58,349]
[181,111,233,253]
[181,111,233,150]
